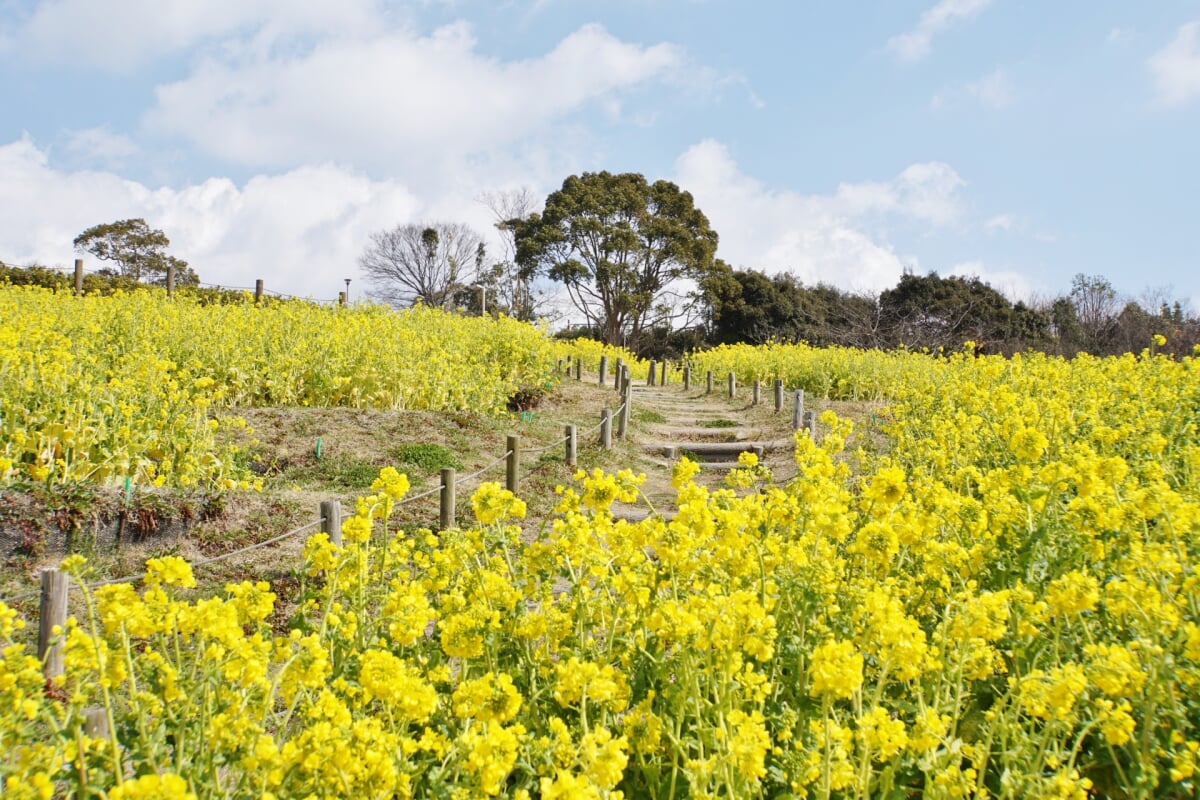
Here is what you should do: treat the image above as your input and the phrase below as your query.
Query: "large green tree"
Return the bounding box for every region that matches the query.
[514,172,719,347]
[73,218,193,284]
[879,272,1016,350]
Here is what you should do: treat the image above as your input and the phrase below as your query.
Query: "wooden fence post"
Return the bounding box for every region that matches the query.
[753,379,761,406]
[620,365,631,394]
[166,264,175,298]
[728,372,736,399]
[793,390,805,430]
[83,707,110,740]
[440,468,456,530]
[614,358,623,390]
[255,279,264,303]
[38,568,69,681]
[647,360,657,387]
[618,384,631,439]
[320,500,343,546]
[565,424,577,468]
[683,365,691,391]
[598,356,608,386]
[803,410,817,441]
[574,359,582,381]
[706,370,713,394]
[774,379,783,413]
[74,259,84,296]
[506,435,520,494]
[600,409,612,449]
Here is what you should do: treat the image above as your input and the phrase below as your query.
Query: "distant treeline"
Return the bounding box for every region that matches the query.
[562,266,1198,360]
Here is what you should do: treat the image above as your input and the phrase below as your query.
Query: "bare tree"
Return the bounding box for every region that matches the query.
[477,188,541,320]
[360,223,486,308]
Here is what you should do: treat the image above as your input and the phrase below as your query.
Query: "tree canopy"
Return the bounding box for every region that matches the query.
[360,222,486,308]
[73,218,193,284]
[514,171,718,347]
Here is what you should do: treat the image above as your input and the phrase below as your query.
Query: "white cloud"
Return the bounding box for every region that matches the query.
[143,22,686,174]
[1,0,384,71]
[1108,27,1133,46]
[1149,21,1200,106]
[673,140,966,294]
[64,127,138,165]
[950,260,1035,303]
[0,137,421,299]
[834,162,965,226]
[966,68,1013,108]
[932,68,1013,110]
[985,213,1015,232]
[887,0,992,63]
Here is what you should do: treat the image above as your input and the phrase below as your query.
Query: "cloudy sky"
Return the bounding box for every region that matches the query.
[1,0,1198,311]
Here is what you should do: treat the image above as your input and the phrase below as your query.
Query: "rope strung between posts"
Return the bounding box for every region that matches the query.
[457,449,514,484]
[0,518,328,606]
[521,434,570,455]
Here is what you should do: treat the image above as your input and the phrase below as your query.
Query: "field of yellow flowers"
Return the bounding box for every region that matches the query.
[0,285,572,490]
[3,328,1200,797]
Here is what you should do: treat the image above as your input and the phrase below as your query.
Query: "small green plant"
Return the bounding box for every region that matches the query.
[388,443,462,474]
[317,453,383,489]
[699,418,739,428]
[634,409,667,424]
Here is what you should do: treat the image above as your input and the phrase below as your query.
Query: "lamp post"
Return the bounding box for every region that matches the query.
[344,278,351,304]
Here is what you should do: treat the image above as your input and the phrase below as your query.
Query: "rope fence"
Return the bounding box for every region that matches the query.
[5,259,344,305]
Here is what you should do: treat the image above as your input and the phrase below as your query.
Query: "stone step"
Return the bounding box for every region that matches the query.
[647,426,761,440]
[643,440,793,458]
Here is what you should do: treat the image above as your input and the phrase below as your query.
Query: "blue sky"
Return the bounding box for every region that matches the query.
[1,0,1198,314]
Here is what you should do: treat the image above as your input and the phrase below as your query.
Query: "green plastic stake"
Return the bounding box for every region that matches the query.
[316,437,323,459]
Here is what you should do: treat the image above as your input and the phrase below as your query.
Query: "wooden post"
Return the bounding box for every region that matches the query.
[752,379,760,406]
[683,365,691,391]
[618,384,631,439]
[320,500,343,547]
[574,359,582,381]
[255,279,264,303]
[600,409,612,449]
[166,264,175,298]
[440,468,456,530]
[73,259,84,296]
[774,379,784,413]
[706,370,714,394]
[620,365,630,394]
[728,372,736,399]
[614,358,623,390]
[647,360,657,387]
[803,410,817,441]
[793,390,805,430]
[506,435,520,494]
[557,358,564,373]
[565,424,577,468]
[83,707,110,740]
[598,355,608,386]
[661,362,669,386]
[38,568,69,681]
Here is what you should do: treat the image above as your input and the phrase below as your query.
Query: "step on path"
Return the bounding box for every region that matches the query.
[608,380,809,523]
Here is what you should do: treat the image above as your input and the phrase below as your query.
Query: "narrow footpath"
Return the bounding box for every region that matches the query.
[608,371,812,521]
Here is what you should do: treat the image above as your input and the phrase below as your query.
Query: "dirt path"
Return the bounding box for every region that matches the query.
[610,376,809,520]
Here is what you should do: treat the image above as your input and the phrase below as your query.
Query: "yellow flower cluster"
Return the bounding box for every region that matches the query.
[0,286,558,489]
[3,338,1200,798]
